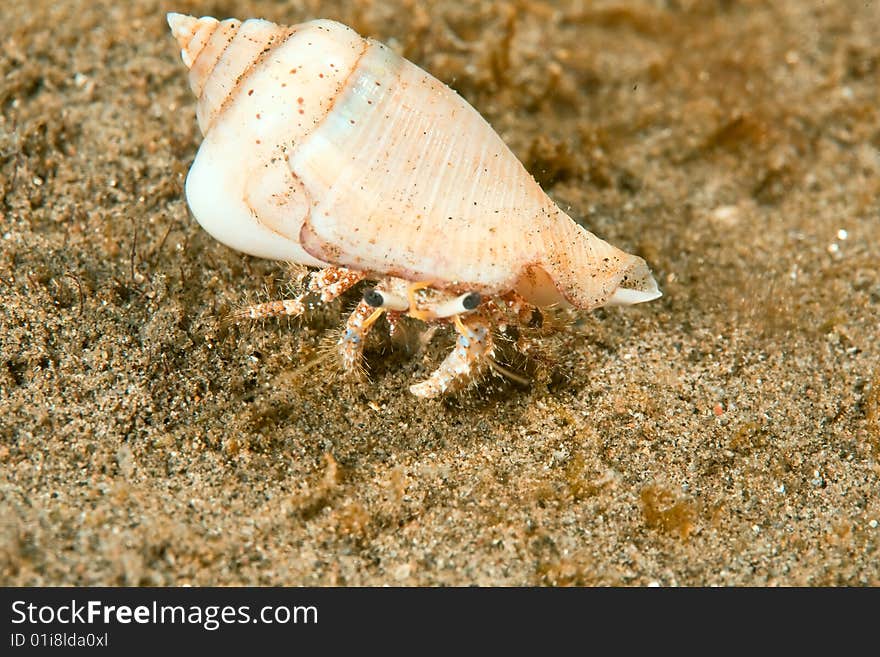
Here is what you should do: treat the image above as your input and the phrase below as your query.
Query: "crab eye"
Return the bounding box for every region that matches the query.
[363,288,385,307]
[429,291,483,318]
[362,288,409,311]
[461,292,481,310]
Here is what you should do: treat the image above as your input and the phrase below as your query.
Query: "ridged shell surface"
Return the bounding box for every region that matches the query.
[169,14,660,310]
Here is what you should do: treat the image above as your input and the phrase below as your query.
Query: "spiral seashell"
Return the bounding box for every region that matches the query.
[168,12,660,309]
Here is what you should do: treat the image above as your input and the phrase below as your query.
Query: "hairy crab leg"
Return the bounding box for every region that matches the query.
[409,312,495,398]
[338,300,385,374]
[234,266,365,321]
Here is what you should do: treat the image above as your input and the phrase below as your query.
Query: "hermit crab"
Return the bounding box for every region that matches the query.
[166,13,661,397]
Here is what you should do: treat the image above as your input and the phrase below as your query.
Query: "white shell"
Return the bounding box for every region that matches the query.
[168,13,661,310]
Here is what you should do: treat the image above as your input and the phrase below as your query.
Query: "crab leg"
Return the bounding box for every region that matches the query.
[338,300,385,374]
[234,266,365,321]
[409,312,495,398]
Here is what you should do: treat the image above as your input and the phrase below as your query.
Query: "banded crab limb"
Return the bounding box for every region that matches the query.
[409,311,495,398]
[338,299,385,375]
[234,266,365,321]
[337,279,414,374]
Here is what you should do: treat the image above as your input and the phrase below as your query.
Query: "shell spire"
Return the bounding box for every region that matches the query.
[167,13,219,69]
[167,13,291,135]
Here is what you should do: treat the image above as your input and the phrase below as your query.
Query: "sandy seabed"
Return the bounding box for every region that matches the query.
[1,0,878,585]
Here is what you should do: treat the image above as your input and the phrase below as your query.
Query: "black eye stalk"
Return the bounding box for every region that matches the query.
[461,292,481,310]
[362,288,409,311]
[363,287,482,317]
[363,288,384,308]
